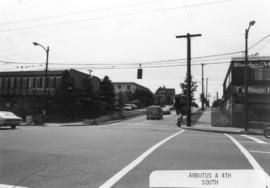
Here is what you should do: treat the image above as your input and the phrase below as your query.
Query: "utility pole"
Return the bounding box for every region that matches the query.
[244,20,255,132]
[44,46,49,116]
[33,42,49,116]
[88,69,93,78]
[201,63,205,111]
[176,33,202,127]
[206,77,208,107]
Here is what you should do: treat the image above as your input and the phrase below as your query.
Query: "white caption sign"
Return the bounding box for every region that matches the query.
[149,170,268,188]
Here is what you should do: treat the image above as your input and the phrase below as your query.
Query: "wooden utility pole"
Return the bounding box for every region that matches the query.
[176,33,202,127]
[201,63,205,111]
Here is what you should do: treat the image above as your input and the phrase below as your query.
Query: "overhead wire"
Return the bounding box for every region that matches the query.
[0,0,232,32]
[0,0,162,26]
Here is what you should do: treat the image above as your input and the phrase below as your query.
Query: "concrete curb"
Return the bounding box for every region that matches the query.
[181,126,263,135]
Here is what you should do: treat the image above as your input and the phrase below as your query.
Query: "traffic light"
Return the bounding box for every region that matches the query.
[137,68,143,79]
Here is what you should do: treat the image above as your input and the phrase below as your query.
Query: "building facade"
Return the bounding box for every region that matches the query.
[154,86,175,105]
[222,56,270,127]
[0,69,100,118]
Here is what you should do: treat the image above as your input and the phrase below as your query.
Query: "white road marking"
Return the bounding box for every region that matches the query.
[241,134,267,144]
[0,184,28,188]
[225,134,270,186]
[250,150,270,155]
[99,130,185,188]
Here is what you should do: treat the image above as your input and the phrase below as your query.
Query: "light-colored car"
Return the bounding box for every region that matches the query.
[0,111,22,129]
[123,104,137,110]
[162,107,171,115]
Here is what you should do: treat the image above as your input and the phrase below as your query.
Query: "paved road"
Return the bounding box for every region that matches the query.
[0,110,269,188]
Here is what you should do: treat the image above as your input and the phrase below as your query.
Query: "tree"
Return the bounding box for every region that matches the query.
[52,70,80,118]
[180,75,198,107]
[100,76,115,112]
[133,89,153,107]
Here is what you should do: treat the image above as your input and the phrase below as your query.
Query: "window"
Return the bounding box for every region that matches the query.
[22,77,28,88]
[48,77,55,88]
[127,85,131,90]
[3,77,9,88]
[118,84,121,89]
[0,78,3,88]
[55,76,62,88]
[28,77,34,88]
[15,77,22,88]
[254,68,270,80]
[35,77,41,88]
[10,77,15,88]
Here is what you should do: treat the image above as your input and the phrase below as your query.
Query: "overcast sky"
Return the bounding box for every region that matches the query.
[0,0,270,103]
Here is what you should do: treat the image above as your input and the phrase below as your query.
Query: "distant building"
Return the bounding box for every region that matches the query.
[154,86,175,105]
[113,82,151,102]
[113,82,150,94]
[221,56,270,127]
[0,69,100,118]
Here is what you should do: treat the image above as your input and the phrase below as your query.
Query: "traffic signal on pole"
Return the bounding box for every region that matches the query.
[137,68,142,79]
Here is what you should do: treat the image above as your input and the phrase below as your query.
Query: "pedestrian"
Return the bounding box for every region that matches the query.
[177,112,183,127]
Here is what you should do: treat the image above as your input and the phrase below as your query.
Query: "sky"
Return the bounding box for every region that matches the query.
[0,0,270,104]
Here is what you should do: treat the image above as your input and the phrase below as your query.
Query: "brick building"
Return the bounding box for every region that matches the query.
[222,56,270,127]
[0,69,100,118]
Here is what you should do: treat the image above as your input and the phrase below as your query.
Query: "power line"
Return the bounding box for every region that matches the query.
[0,0,232,33]
[0,50,238,66]
[0,0,162,26]
[249,33,270,50]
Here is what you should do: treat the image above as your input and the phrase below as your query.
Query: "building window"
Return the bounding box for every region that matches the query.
[254,68,270,80]
[10,77,15,88]
[22,77,28,89]
[0,78,3,88]
[48,77,55,88]
[35,77,41,88]
[118,84,121,89]
[15,77,22,88]
[3,77,10,88]
[28,77,34,88]
[127,85,131,90]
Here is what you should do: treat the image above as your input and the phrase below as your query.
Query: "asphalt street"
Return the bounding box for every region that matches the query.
[0,110,269,188]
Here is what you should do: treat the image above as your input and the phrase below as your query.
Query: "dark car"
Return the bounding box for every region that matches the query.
[146,106,163,120]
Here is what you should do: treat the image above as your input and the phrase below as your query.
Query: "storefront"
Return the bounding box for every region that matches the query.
[222,56,270,127]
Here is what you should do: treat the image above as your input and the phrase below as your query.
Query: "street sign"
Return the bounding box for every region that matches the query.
[150,170,268,188]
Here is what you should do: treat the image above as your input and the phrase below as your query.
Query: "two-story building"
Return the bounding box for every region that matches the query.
[113,82,150,102]
[0,69,100,118]
[222,56,270,127]
[154,86,175,105]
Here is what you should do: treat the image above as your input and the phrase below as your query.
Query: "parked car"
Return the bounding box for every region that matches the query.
[123,104,137,111]
[162,106,171,115]
[146,105,163,120]
[0,111,22,129]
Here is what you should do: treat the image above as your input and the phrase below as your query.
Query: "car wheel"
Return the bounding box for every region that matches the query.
[10,125,16,129]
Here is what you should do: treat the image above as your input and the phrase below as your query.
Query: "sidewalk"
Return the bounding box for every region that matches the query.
[181,109,263,135]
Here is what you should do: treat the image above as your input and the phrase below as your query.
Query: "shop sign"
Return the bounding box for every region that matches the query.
[232,61,270,68]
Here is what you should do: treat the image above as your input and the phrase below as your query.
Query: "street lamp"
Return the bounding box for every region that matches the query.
[244,20,255,132]
[33,42,50,116]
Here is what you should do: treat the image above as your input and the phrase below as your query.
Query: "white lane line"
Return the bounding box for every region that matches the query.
[99,130,185,188]
[225,134,270,186]
[0,184,28,188]
[241,134,267,144]
[250,150,270,155]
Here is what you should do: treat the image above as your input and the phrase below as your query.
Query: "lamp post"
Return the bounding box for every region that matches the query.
[244,20,255,132]
[33,42,49,116]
